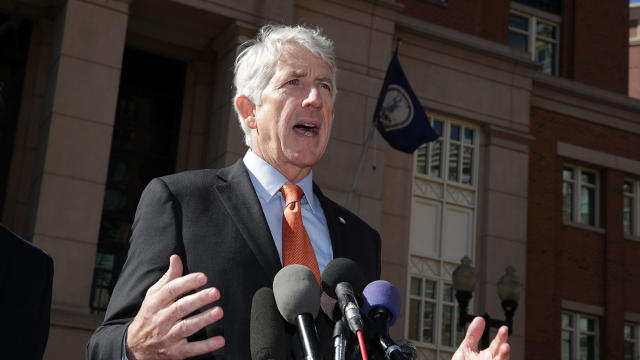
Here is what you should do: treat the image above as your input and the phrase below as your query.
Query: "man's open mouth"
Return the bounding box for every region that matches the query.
[293,123,318,136]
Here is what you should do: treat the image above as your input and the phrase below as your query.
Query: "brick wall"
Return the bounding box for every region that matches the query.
[396,0,509,43]
[399,0,629,94]
[624,237,640,313]
[571,0,629,94]
[526,107,640,360]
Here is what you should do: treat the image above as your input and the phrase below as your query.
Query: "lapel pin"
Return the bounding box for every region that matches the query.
[338,216,346,224]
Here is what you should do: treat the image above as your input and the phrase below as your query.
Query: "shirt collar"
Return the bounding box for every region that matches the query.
[243,150,317,211]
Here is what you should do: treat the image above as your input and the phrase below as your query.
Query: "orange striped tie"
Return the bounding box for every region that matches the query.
[281,184,321,286]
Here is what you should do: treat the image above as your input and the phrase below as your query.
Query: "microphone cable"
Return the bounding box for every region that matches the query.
[356,330,369,360]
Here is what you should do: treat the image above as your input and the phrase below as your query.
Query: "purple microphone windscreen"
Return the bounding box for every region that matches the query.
[362,280,401,326]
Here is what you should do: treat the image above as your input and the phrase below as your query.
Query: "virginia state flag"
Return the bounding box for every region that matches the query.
[374,51,439,153]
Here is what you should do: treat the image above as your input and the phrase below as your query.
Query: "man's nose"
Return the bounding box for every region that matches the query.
[301,86,322,108]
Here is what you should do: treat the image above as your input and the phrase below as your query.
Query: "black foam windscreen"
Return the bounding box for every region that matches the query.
[250,287,289,360]
[321,258,365,298]
[352,337,417,360]
[272,264,320,324]
[396,339,417,360]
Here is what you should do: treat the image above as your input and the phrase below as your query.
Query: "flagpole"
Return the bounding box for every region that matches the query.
[344,38,402,209]
[345,118,377,209]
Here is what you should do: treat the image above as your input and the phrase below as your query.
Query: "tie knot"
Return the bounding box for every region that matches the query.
[281,184,304,204]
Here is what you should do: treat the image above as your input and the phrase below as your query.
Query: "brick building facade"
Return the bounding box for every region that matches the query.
[631,3,640,99]
[0,0,639,359]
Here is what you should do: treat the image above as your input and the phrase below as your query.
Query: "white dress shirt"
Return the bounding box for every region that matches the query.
[242,149,333,273]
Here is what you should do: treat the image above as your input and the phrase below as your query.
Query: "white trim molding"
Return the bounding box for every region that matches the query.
[563,221,605,234]
[396,14,537,69]
[626,312,640,323]
[532,74,640,135]
[557,142,640,176]
[561,300,604,316]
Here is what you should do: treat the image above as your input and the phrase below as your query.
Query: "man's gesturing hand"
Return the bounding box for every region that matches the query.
[452,317,510,360]
[126,255,225,359]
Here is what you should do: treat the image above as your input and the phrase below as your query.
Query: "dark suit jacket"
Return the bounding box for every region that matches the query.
[0,223,54,359]
[87,160,381,359]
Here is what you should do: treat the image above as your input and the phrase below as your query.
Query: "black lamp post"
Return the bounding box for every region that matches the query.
[452,256,522,350]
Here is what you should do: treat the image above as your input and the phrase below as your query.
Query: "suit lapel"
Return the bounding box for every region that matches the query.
[313,183,347,259]
[213,160,282,280]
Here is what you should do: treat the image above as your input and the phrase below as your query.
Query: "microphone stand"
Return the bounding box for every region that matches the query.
[333,319,348,360]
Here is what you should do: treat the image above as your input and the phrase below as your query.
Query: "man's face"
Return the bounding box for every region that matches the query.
[248,45,335,182]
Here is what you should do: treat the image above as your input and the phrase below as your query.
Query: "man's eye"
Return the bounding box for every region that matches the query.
[320,83,331,91]
[286,79,299,86]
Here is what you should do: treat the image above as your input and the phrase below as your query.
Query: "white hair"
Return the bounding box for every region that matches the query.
[233,24,338,146]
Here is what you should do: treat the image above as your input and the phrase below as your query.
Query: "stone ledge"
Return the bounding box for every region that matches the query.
[396,14,537,70]
[625,234,640,242]
[625,311,640,323]
[562,221,606,234]
[558,142,640,177]
[51,306,103,331]
[532,73,640,135]
[561,299,604,316]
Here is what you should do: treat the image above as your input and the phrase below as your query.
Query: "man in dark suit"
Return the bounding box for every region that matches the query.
[87,24,379,359]
[87,24,510,360]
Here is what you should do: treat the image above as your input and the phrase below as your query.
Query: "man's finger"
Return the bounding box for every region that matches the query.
[497,343,510,360]
[167,254,184,281]
[147,255,184,295]
[488,325,508,356]
[149,272,208,309]
[169,305,224,339]
[177,335,225,358]
[460,316,485,352]
[169,287,221,322]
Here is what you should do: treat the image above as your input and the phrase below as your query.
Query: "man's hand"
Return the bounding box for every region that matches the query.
[452,317,510,360]
[126,255,225,359]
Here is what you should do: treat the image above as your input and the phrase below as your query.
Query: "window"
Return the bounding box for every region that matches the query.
[625,323,639,360]
[408,276,464,350]
[89,48,186,313]
[508,6,560,75]
[562,166,599,227]
[410,116,478,359]
[415,119,476,186]
[624,180,640,237]
[561,312,599,360]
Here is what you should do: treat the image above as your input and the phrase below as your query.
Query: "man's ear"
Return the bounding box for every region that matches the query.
[235,95,257,129]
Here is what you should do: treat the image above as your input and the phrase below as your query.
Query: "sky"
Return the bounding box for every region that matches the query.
[632,0,640,4]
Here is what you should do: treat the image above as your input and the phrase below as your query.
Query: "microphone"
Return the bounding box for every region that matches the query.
[250,287,289,360]
[335,282,365,334]
[321,258,368,360]
[361,280,407,360]
[353,336,416,360]
[332,319,348,360]
[321,258,366,299]
[362,280,401,330]
[273,264,321,360]
[394,339,417,360]
[335,282,369,360]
